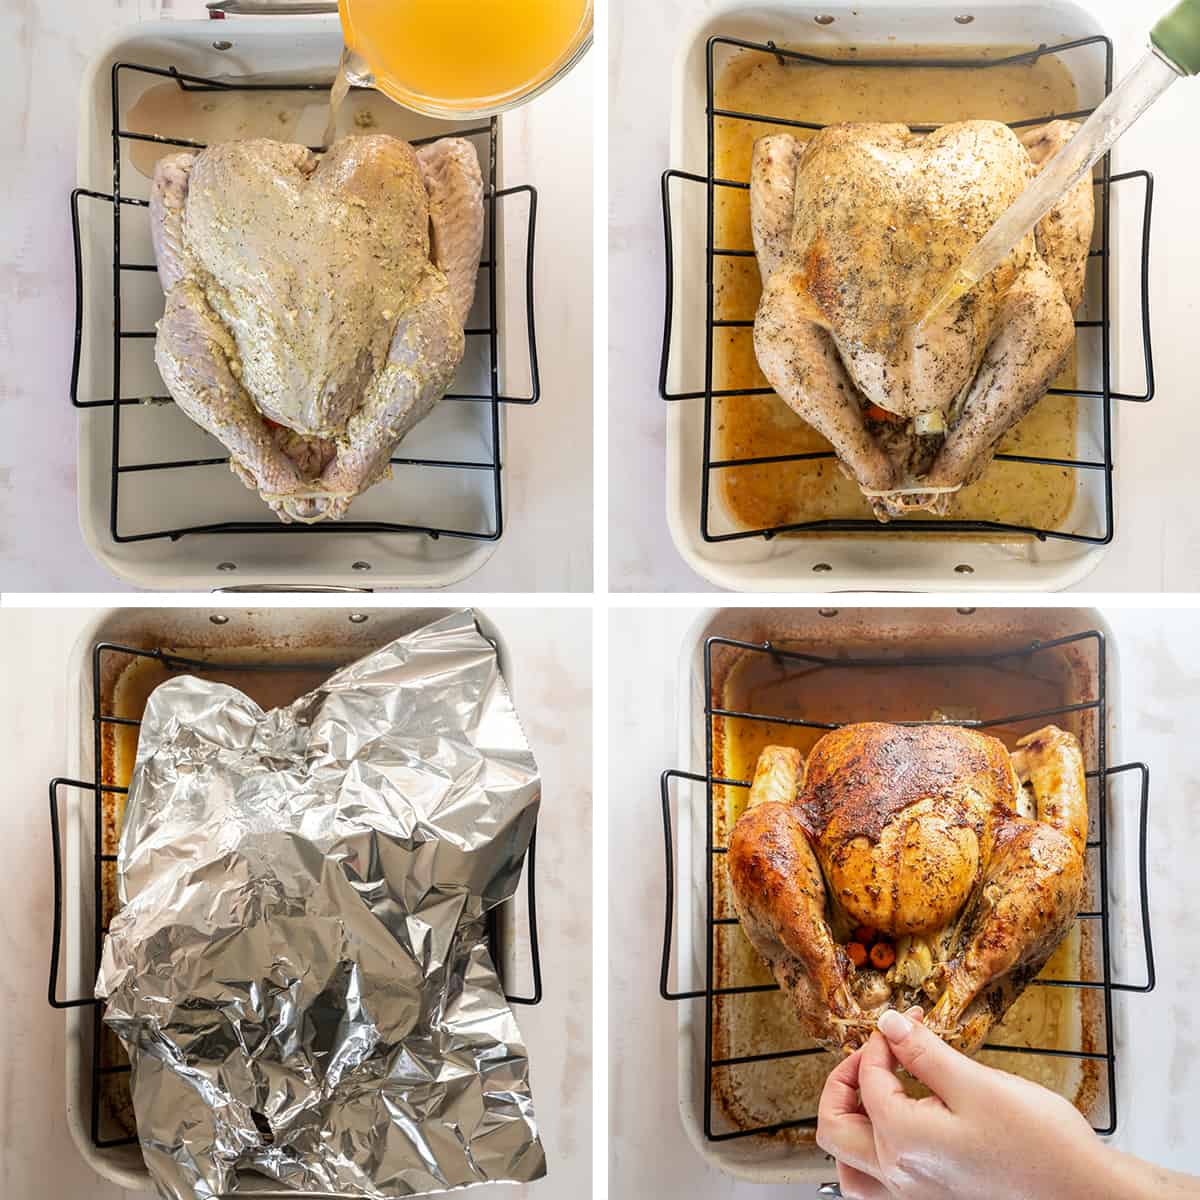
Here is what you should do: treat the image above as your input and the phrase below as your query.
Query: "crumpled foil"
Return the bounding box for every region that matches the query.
[95,610,545,1199]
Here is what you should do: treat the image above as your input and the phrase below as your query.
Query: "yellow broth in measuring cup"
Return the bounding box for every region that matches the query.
[337,0,593,117]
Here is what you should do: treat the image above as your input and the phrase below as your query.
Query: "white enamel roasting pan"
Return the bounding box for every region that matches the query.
[663,1,1154,591]
[76,18,535,590]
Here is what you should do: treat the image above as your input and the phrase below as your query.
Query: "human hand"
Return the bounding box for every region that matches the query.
[815,1006,1104,1200]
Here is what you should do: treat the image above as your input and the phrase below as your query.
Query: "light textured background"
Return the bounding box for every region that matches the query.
[609,0,1200,592]
[0,606,593,1198]
[609,606,1200,1196]
[0,0,592,592]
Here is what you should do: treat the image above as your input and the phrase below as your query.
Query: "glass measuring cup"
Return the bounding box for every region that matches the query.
[207,0,593,118]
[338,0,593,118]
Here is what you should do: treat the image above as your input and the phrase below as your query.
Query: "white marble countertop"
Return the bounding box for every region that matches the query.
[609,606,1200,1195]
[0,0,592,592]
[610,0,1200,592]
[0,606,592,1198]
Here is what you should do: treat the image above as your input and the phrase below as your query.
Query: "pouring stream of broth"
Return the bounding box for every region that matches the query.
[921,0,1200,327]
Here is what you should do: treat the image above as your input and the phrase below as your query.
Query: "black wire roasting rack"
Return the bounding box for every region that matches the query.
[71,61,539,546]
[660,35,1155,545]
[659,628,1155,1141]
[47,641,543,1151]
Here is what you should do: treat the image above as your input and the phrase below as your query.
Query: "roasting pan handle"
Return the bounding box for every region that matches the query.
[494,185,541,405]
[1105,761,1157,993]
[48,778,104,1010]
[659,170,708,403]
[1109,170,1156,404]
[207,1,339,14]
[660,769,707,1001]
[504,825,544,1005]
[211,584,373,593]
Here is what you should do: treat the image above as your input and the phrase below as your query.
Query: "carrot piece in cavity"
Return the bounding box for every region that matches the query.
[869,942,896,970]
[853,925,877,945]
[846,942,868,968]
[864,403,903,424]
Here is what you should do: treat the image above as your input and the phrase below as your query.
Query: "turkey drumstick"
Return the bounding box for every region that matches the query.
[728,746,885,1052]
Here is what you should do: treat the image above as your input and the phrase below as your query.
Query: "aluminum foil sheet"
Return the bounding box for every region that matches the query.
[95,610,545,1199]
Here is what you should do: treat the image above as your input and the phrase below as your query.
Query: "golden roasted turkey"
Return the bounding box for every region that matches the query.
[727,722,1087,1054]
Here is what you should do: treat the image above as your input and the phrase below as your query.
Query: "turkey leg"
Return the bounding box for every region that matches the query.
[155,283,323,522]
[728,746,876,1052]
[314,270,465,519]
[922,259,1075,493]
[750,136,897,498]
[925,728,1087,1051]
[920,120,1091,497]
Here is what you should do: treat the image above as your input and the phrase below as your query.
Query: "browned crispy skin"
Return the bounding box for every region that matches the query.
[1011,724,1089,856]
[727,723,1086,1055]
[926,814,1083,1050]
[728,748,880,1048]
[803,724,1022,937]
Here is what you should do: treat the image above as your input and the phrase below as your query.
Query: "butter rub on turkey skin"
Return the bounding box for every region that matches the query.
[150,134,483,523]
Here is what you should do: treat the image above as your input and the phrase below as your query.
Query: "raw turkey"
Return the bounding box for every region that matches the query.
[727,722,1087,1054]
[751,120,1094,520]
[150,134,483,523]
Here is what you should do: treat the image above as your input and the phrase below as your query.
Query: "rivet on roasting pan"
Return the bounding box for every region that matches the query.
[217,562,237,572]
[955,14,975,24]
[212,40,234,50]
[349,613,370,624]
[352,561,373,572]
[209,614,230,626]
[815,14,835,24]
[819,608,839,618]
[812,562,833,573]
[954,563,975,575]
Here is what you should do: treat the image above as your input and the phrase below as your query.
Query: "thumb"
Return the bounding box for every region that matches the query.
[875,1008,982,1112]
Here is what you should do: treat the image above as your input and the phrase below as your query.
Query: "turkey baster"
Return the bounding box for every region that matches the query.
[922,0,1200,327]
